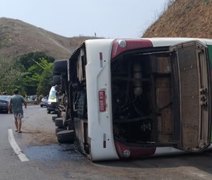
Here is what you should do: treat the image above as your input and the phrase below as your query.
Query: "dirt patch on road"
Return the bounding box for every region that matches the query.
[21,128,57,146]
[17,106,58,146]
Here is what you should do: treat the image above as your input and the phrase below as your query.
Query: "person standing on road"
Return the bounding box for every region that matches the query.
[9,89,27,133]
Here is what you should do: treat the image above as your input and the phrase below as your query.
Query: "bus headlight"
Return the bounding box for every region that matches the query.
[123,149,131,158]
[118,40,126,48]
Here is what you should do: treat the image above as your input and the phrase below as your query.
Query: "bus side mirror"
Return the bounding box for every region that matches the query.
[53,75,61,85]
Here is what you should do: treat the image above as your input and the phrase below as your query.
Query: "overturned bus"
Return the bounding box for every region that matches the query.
[52,38,212,161]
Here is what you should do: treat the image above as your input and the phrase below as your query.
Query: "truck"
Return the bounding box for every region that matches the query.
[52,38,212,161]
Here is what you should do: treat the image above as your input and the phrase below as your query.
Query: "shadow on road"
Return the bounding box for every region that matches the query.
[96,149,212,175]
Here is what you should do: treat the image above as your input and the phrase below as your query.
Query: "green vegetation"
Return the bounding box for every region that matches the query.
[0,52,54,96]
[0,57,22,94]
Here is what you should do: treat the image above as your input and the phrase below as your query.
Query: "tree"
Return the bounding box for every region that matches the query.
[0,52,55,95]
[0,57,22,94]
[20,57,53,95]
[37,61,53,96]
[15,52,55,95]
[16,52,54,70]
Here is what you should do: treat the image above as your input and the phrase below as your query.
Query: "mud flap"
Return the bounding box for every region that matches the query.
[171,41,211,152]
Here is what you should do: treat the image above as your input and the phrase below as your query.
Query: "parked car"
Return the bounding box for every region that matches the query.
[0,95,11,113]
[26,95,38,104]
[40,96,48,108]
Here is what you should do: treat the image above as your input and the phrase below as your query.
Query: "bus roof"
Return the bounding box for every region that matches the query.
[69,37,212,60]
[84,37,212,46]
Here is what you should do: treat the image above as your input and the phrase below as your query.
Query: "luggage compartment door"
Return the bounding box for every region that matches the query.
[171,41,211,152]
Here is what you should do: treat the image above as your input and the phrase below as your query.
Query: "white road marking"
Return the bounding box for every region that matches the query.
[8,129,29,162]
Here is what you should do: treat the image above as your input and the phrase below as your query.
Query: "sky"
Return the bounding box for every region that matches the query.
[0,0,169,38]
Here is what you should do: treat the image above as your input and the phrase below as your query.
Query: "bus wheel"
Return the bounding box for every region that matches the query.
[55,117,64,128]
[52,116,58,122]
[53,60,67,75]
[56,130,75,144]
[55,127,66,134]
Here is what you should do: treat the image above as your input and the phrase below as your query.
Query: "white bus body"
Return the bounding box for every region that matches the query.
[54,38,212,161]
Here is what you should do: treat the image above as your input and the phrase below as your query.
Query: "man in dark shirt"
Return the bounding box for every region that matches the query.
[9,89,27,133]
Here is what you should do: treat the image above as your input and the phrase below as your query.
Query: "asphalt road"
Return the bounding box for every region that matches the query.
[1,105,212,180]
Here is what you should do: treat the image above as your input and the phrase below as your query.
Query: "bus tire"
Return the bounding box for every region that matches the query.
[53,60,67,75]
[53,75,61,85]
[55,127,66,134]
[52,116,58,122]
[55,117,64,128]
[56,130,75,144]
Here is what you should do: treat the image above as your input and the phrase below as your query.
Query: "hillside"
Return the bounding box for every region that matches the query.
[143,0,212,38]
[0,17,94,59]
[2,0,212,60]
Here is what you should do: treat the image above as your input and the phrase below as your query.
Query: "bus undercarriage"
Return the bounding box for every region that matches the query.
[111,48,174,147]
